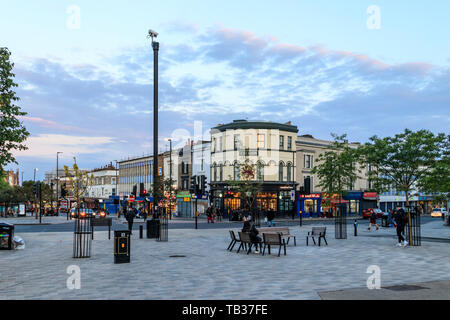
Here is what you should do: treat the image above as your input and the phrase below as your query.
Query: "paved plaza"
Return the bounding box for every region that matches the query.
[1,218,449,300]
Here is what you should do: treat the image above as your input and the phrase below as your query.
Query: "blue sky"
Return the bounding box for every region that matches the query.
[1,0,449,180]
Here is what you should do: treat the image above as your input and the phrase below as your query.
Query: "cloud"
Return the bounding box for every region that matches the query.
[10,24,450,179]
[14,134,116,159]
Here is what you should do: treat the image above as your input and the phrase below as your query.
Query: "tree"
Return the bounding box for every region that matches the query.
[417,134,450,206]
[0,48,30,175]
[311,134,361,207]
[363,129,447,243]
[0,185,25,217]
[64,157,94,212]
[227,159,262,215]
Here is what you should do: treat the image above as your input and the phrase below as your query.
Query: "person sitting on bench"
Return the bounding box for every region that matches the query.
[242,217,262,253]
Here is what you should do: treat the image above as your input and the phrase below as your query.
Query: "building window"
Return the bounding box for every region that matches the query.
[279,163,284,182]
[212,138,216,152]
[213,165,217,182]
[219,165,223,181]
[234,134,241,150]
[219,137,223,152]
[257,134,265,148]
[287,163,292,182]
[304,155,313,169]
[257,163,264,181]
[234,164,240,181]
[287,136,292,150]
[280,135,284,149]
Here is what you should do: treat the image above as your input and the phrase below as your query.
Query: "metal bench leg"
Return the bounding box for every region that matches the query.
[230,241,237,251]
[294,237,296,246]
[284,241,286,255]
[319,237,321,247]
[247,243,252,255]
[306,236,308,246]
[262,244,266,256]
[286,238,290,245]
[278,245,282,257]
[323,237,328,246]
[227,240,234,251]
[268,245,271,255]
[312,237,316,245]
[237,243,243,253]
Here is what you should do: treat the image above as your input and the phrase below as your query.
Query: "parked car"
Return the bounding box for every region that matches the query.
[362,208,385,219]
[431,208,448,218]
[70,208,95,218]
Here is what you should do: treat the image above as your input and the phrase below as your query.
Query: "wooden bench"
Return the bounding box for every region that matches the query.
[306,227,328,246]
[91,217,112,240]
[262,233,286,257]
[237,231,262,254]
[259,227,296,246]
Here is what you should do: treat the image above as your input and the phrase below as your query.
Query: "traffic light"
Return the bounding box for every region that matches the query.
[61,185,67,198]
[200,175,207,195]
[33,183,38,197]
[139,183,145,197]
[132,184,137,196]
[189,176,197,194]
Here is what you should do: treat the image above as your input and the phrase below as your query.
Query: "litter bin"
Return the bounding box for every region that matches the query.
[114,230,130,264]
[0,223,14,250]
[147,218,160,239]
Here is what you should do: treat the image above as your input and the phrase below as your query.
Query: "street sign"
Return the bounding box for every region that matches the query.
[129,196,135,202]
[290,190,296,201]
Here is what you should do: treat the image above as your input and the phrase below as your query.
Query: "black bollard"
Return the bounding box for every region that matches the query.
[139,225,143,239]
[354,220,358,236]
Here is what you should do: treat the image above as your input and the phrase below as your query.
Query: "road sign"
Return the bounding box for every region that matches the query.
[290,190,296,201]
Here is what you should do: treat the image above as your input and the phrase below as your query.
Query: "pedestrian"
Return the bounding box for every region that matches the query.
[267,208,275,227]
[206,207,212,223]
[143,207,148,222]
[368,210,379,230]
[125,207,136,234]
[308,206,313,217]
[242,217,262,253]
[394,206,408,247]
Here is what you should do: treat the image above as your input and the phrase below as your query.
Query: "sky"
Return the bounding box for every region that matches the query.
[1,0,449,181]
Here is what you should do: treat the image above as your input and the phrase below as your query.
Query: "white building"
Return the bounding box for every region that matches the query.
[87,164,118,199]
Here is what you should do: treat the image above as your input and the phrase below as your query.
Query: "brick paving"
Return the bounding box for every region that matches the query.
[0,219,449,300]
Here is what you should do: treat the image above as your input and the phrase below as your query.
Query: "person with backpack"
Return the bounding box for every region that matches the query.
[267,208,275,227]
[125,207,137,235]
[368,209,379,231]
[394,206,408,247]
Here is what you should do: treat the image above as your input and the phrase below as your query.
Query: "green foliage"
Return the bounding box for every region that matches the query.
[227,159,262,212]
[311,134,361,205]
[63,157,94,208]
[362,129,447,205]
[0,47,30,172]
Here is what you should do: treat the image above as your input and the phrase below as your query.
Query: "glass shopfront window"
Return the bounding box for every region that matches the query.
[256,192,277,211]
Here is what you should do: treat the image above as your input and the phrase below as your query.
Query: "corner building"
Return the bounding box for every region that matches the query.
[209,120,298,217]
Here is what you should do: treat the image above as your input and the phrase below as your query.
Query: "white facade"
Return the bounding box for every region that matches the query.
[192,140,211,193]
[87,168,118,199]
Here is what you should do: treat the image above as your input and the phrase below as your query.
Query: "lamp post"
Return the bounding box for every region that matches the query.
[57,152,62,217]
[114,160,119,216]
[34,168,38,219]
[168,138,172,219]
[148,29,159,217]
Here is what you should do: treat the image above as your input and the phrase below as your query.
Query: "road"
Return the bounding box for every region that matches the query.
[12,215,437,233]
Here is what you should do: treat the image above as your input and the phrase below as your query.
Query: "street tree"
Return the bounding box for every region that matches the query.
[363,129,447,242]
[311,134,361,207]
[227,159,262,217]
[64,157,94,213]
[416,134,450,206]
[0,48,29,175]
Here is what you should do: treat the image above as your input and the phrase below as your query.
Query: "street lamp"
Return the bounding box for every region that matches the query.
[114,160,120,216]
[148,29,159,217]
[56,152,62,217]
[33,168,38,182]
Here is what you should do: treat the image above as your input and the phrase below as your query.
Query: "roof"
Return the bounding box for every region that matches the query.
[211,120,298,133]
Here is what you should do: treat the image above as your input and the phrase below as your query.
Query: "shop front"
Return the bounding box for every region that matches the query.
[210,182,296,218]
[298,193,322,217]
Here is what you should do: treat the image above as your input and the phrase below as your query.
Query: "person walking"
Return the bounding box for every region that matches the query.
[394,206,408,247]
[267,208,275,227]
[206,207,212,223]
[368,210,379,230]
[125,207,136,234]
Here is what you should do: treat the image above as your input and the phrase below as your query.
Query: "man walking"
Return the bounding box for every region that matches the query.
[125,207,136,235]
[394,206,408,247]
